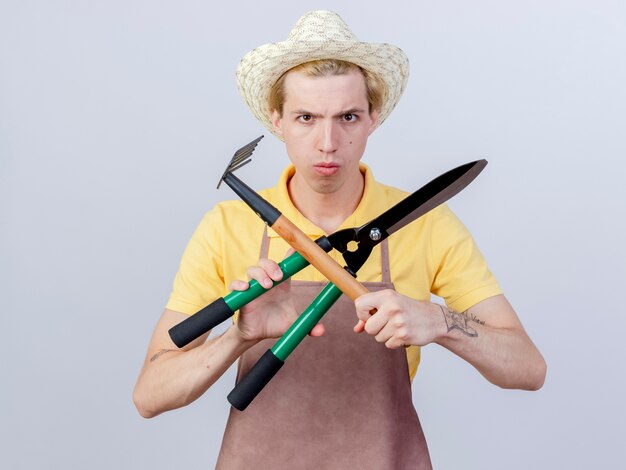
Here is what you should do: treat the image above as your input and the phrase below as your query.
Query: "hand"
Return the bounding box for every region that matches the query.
[230,256,325,342]
[354,290,443,349]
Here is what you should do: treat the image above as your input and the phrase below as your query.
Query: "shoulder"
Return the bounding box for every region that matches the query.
[367,174,459,232]
[371,179,411,204]
[194,199,266,241]
[193,174,285,241]
[362,171,411,220]
[209,199,257,219]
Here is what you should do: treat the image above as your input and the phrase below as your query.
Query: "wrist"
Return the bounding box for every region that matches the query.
[225,324,261,351]
[431,303,451,344]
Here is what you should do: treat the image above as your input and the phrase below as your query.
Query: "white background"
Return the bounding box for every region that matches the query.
[1,1,625,468]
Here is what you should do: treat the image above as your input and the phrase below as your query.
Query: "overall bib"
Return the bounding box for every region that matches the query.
[216,230,432,469]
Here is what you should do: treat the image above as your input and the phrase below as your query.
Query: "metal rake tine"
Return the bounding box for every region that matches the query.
[233,135,264,158]
[217,135,264,189]
[226,136,263,169]
[229,150,255,168]
[228,158,252,174]
[229,135,264,167]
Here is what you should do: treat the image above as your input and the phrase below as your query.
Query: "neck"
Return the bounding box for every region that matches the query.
[288,172,364,234]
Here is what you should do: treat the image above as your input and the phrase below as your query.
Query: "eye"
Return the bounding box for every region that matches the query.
[298,114,312,123]
[343,113,357,122]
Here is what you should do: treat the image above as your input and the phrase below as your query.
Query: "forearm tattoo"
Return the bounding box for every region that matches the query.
[439,306,485,338]
[150,349,175,362]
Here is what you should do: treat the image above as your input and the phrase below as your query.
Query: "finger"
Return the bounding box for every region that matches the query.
[229,279,250,292]
[374,322,396,344]
[309,323,325,337]
[353,319,366,333]
[247,265,274,289]
[384,336,405,350]
[363,310,390,336]
[257,258,284,281]
[354,291,387,322]
[354,293,382,333]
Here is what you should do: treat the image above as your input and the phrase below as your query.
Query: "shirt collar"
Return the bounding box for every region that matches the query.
[261,163,390,238]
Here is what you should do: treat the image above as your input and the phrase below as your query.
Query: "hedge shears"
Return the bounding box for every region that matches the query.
[168,136,487,409]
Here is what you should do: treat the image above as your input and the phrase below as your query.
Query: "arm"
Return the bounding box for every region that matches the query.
[354,292,546,390]
[132,309,256,419]
[133,258,325,419]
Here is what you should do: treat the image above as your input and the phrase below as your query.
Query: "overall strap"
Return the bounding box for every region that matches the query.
[259,225,270,259]
[380,237,391,284]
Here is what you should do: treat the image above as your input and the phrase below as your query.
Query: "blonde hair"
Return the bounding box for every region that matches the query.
[268,59,387,116]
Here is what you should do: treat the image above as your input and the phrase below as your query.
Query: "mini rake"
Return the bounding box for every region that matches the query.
[215,135,285,226]
[168,135,335,349]
[214,135,376,312]
[217,135,264,189]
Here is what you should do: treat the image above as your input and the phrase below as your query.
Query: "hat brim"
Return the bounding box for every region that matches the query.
[237,40,409,139]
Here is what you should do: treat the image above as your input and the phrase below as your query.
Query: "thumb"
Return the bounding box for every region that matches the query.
[354,292,380,322]
[353,292,380,333]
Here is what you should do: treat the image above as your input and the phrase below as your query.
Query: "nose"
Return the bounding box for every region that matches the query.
[317,121,339,154]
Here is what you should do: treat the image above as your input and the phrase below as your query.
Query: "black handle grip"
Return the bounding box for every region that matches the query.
[227,349,284,411]
[223,172,281,225]
[169,297,233,348]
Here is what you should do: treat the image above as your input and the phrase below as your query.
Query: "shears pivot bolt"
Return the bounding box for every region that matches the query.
[369,228,382,241]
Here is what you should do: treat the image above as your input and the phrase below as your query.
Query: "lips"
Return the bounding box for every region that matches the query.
[314,162,340,176]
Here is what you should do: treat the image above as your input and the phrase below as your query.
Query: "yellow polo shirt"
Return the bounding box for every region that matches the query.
[166,164,502,379]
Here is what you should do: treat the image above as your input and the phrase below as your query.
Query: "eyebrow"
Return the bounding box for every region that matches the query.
[289,107,367,118]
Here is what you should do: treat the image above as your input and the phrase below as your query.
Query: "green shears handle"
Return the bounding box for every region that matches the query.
[168,237,332,348]
[227,281,345,410]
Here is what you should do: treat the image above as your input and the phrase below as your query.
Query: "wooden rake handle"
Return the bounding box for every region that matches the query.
[219,166,374,324]
[272,215,375,325]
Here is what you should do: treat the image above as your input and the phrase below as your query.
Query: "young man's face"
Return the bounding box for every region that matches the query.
[271,69,379,196]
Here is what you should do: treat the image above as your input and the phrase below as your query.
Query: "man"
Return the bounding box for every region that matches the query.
[133,10,546,469]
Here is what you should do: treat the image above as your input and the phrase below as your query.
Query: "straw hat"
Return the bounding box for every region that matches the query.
[236,10,410,138]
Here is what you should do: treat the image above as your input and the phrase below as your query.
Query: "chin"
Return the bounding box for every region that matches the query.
[311,179,341,195]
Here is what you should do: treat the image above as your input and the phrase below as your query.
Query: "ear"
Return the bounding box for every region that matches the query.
[367,110,380,136]
[271,109,283,137]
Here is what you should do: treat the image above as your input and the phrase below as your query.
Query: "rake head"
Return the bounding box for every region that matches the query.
[217,135,264,189]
